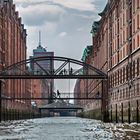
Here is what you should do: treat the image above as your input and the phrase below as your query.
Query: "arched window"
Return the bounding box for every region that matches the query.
[115,72,117,86]
[137,14,139,29]
[137,58,139,76]
[133,38,135,51]
[118,70,120,85]
[130,62,132,79]
[123,88,125,99]
[126,87,128,98]
[133,61,135,78]
[123,67,125,83]
[120,69,123,84]
[120,89,122,99]
[137,83,139,95]
[137,34,139,48]
[137,0,140,9]
[133,84,135,96]
[110,75,112,88]
[126,65,129,80]
[126,45,128,55]
[133,0,135,13]
[133,19,135,33]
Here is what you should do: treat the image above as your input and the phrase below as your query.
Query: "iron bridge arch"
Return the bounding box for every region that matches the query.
[0,56,107,79]
[0,56,108,121]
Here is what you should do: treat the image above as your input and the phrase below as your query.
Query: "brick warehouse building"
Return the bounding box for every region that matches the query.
[75,0,140,122]
[106,0,140,122]
[0,0,30,118]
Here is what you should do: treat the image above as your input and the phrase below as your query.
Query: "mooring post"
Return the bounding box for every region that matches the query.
[0,80,2,122]
[136,100,139,123]
[128,102,131,123]
[116,104,118,123]
[110,105,112,122]
[121,103,124,123]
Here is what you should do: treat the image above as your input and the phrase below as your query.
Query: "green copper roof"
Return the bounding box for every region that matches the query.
[90,21,100,37]
[33,45,46,53]
[81,45,92,62]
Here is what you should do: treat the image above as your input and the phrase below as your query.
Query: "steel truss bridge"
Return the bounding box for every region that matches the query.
[0,56,107,79]
[0,56,107,121]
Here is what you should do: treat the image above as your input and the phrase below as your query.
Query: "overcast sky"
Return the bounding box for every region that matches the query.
[13,0,108,92]
[14,0,107,59]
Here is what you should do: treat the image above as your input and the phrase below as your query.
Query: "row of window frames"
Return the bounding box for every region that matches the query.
[110,84,140,100]
[110,23,140,47]
[110,18,140,43]
[120,0,140,11]
[109,58,140,87]
[110,2,139,24]
[109,26,134,50]
[109,27,136,53]
[99,44,137,66]
[93,12,139,49]
[95,11,137,45]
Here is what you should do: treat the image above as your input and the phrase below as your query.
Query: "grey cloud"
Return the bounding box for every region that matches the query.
[93,0,108,11]
[14,0,95,12]
[15,0,107,91]
[15,1,56,8]
[15,0,104,27]
[16,4,66,26]
[22,12,62,26]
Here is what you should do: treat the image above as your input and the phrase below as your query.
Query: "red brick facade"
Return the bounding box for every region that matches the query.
[75,0,140,122]
[31,79,50,107]
[107,0,140,122]
[0,0,29,111]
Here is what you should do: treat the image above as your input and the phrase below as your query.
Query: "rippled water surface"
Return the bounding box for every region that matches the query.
[0,117,140,140]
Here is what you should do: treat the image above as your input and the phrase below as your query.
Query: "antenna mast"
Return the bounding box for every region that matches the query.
[39,31,41,46]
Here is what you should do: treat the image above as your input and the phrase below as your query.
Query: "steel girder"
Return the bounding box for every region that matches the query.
[0,56,107,79]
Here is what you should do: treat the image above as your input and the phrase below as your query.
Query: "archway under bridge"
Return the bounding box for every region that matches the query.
[0,56,108,121]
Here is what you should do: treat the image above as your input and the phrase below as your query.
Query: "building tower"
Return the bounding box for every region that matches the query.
[30,32,54,106]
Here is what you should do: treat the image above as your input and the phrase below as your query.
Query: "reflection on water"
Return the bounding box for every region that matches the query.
[0,117,140,140]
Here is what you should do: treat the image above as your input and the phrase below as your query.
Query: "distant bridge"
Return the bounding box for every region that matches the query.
[38,100,83,110]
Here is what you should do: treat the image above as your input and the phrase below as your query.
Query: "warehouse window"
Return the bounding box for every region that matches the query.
[137,58,139,76]
[137,14,139,29]
[133,38,135,51]
[137,83,139,95]
[133,61,135,78]
[137,34,139,48]
[126,65,129,80]
[123,67,125,83]
[118,70,120,85]
[137,0,140,9]
[133,19,135,33]
[133,0,135,13]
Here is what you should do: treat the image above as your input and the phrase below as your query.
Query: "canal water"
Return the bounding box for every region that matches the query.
[0,117,140,140]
